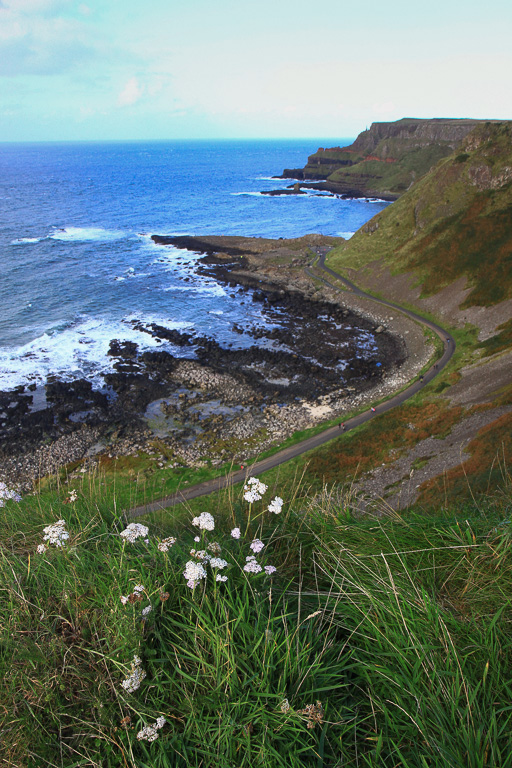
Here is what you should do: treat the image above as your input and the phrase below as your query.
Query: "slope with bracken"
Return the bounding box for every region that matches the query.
[318,121,512,508]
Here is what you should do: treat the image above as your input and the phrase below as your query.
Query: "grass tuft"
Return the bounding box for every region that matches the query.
[1,470,511,766]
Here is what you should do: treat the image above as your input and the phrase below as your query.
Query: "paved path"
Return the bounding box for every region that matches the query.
[128,254,455,518]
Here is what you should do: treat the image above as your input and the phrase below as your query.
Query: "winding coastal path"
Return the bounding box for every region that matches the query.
[128,253,455,519]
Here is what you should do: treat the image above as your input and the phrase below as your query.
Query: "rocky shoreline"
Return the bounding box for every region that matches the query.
[0,234,432,491]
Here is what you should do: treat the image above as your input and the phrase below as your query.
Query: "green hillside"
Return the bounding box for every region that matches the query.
[283,118,487,198]
[328,121,512,307]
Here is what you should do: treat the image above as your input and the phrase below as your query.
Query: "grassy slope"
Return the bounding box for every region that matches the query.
[2,477,512,767]
[327,122,512,307]
[302,119,474,195]
[313,121,512,507]
[326,143,455,195]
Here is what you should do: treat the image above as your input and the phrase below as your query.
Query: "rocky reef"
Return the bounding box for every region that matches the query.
[0,235,411,489]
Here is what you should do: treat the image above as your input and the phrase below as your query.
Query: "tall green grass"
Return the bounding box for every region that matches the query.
[1,475,511,766]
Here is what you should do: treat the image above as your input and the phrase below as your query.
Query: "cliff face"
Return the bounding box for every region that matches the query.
[328,121,512,309]
[282,118,493,199]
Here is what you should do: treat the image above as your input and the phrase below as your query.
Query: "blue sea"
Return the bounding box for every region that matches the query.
[0,140,389,391]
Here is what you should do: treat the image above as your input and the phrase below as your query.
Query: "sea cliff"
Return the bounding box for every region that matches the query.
[279,117,492,199]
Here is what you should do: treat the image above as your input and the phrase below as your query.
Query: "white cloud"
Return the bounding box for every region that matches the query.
[117,77,143,107]
[3,0,72,14]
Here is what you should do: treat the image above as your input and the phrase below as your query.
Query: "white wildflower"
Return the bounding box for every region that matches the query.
[243,488,260,504]
[121,656,146,694]
[120,523,149,543]
[137,716,166,742]
[264,565,277,575]
[191,512,215,531]
[230,527,241,539]
[209,557,228,570]
[190,549,209,561]
[120,584,146,605]
[243,476,267,502]
[0,482,21,507]
[250,538,264,554]
[157,536,176,552]
[244,556,262,574]
[207,541,222,554]
[137,724,159,742]
[268,496,283,514]
[216,574,228,582]
[280,698,291,713]
[36,543,46,554]
[42,519,69,547]
[142,604,152,617]
[183,560,207,588]
[194,536,200,542]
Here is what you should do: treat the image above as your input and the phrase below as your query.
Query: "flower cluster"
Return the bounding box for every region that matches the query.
[137,716,166,743]
[0,482,21,508]
[250,538,264,554]
[37,519,70,553]
[120,523,149,543]
[209,557,228,570]
[191,512,215,531]
[243,476,268,503]
[183,560,208,589]
[244,556,262,574]
[189,548,209,561]
[268,496,284,514]
[121,655,146,694]
[157,536,176,552]
[120,584,145,605]
[231,527,241,539]
[64,489,78,504]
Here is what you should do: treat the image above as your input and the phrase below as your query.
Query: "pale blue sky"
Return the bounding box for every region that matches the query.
[1,0,511,141]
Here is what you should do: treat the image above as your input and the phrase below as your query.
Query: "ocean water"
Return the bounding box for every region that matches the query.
[0,140,390,391]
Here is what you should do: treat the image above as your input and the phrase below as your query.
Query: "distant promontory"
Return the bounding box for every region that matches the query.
[275,118,493,200]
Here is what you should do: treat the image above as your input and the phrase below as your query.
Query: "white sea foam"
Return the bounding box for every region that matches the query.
[10,237,43,245]
[49,226,126,242]
[123,313,194,331]
[0,314,192,391]
[304,191,336,199]
[164,283,227,297]
[231,192,263,197]
[343,197,388,204]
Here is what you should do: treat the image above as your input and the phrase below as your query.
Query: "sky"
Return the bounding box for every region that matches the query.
[0,0,511,142]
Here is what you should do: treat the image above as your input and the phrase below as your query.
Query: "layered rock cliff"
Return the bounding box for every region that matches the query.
[281,118,492,199]
[328,121,512,309]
